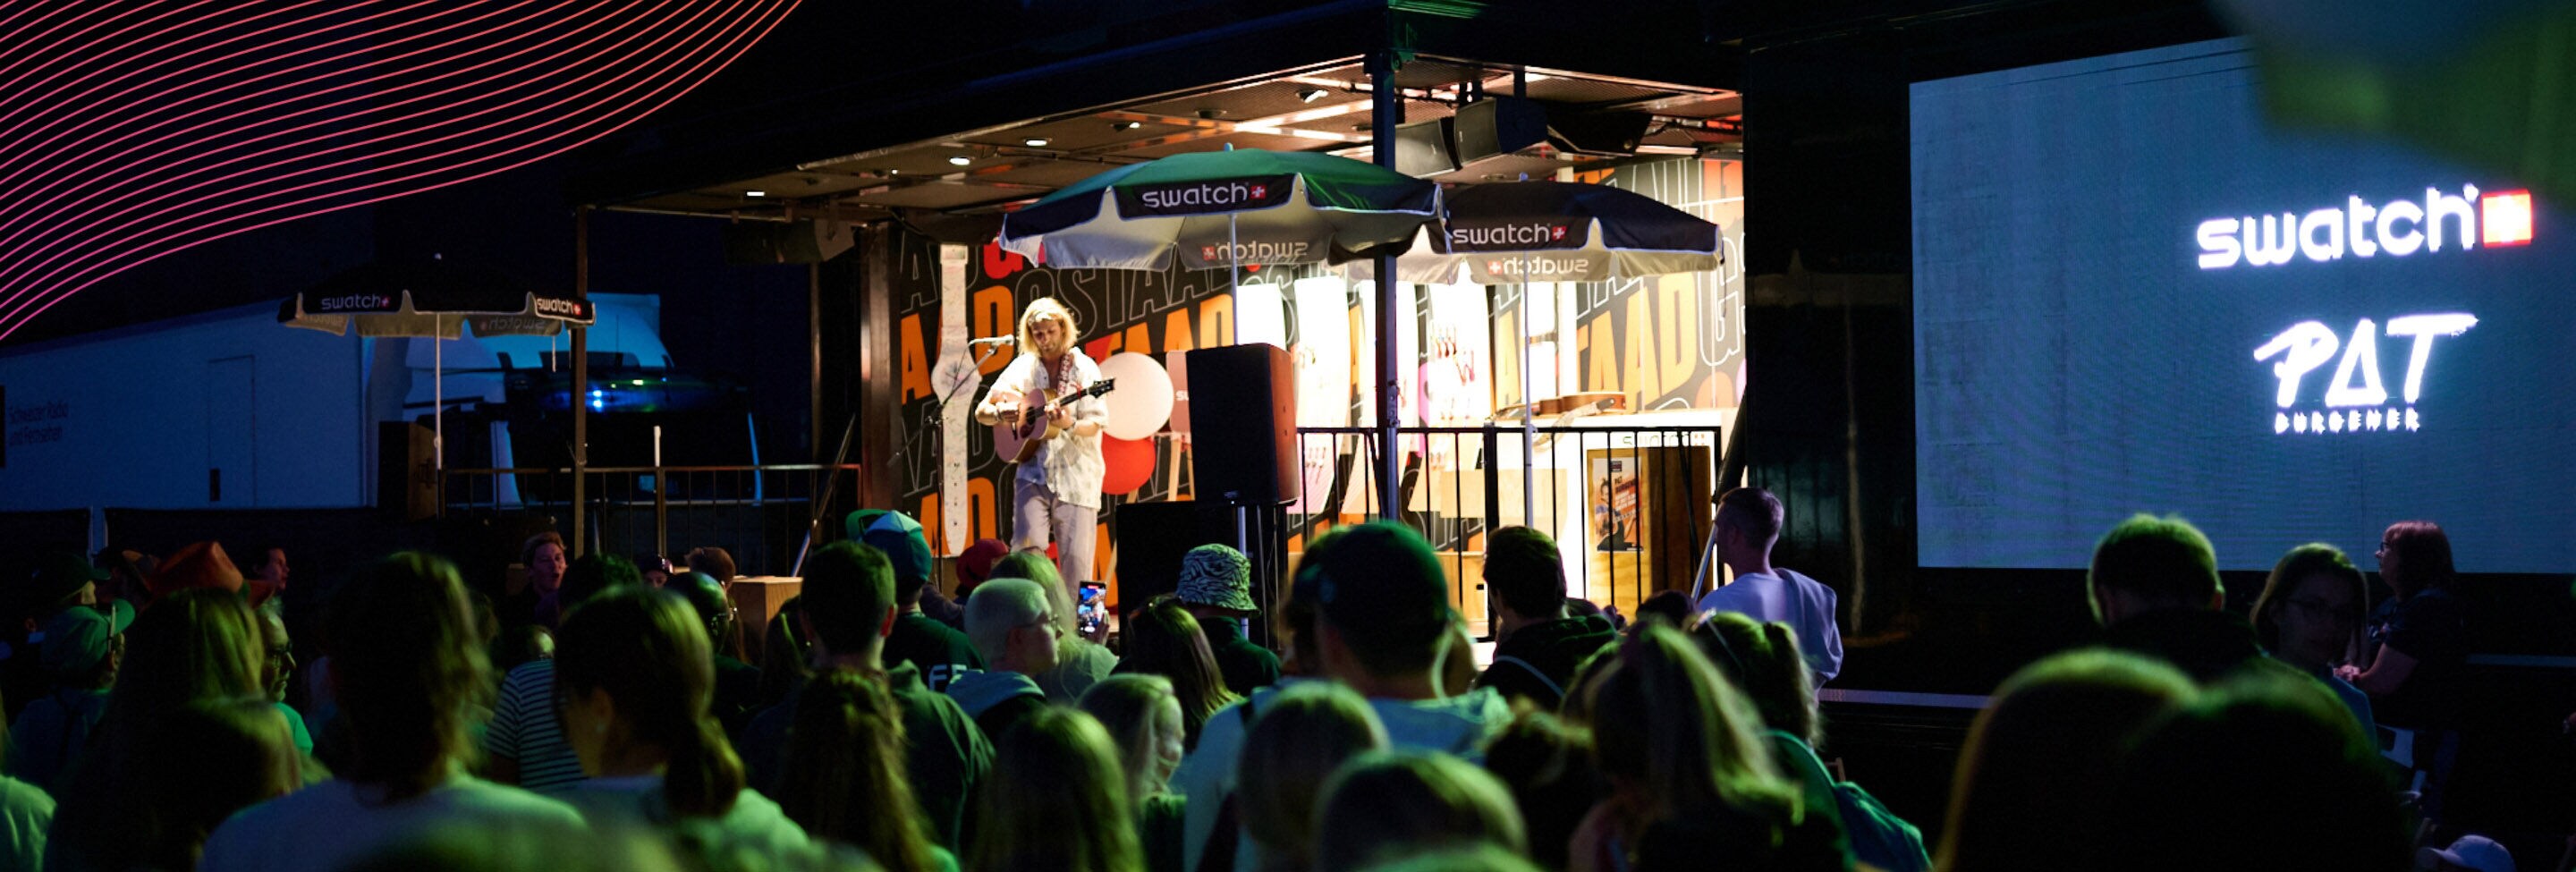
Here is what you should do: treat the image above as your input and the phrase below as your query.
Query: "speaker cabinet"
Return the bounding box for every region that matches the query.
[1184,344,1297,505]
[1391,116,1460,177]
[1453,97,1653,164]
[721,219,854,265]
[1113,499,1289,648]
[1453,97,1551,165]
[1113,500,1230,613]
[377,421,438,521]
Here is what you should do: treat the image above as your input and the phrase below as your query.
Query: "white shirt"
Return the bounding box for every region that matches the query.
[983,350,1110,509]
[200,775,586,872]
[1697,567,1844,685]
[560,776,810,856]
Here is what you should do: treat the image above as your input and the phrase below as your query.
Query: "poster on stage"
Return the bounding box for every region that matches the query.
[1588,453,1643,553]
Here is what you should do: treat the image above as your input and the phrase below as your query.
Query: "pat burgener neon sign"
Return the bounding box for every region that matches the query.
[2221,184,2530,434]
[2255,315,2475,434]
[2198,185,2533,268]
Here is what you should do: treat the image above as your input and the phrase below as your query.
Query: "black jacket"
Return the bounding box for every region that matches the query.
[1477,614,1618,711]
[1199,616,1281,698]
[887,613,983,693]
[2104,608,2267,685]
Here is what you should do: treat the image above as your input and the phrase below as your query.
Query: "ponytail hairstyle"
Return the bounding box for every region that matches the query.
[554,587,745,818]
[777,668,938,872]
[1690,612,1822,748]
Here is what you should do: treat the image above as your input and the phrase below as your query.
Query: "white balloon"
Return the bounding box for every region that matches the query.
[1097,351,1174,441]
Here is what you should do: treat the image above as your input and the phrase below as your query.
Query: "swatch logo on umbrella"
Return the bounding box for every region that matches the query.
[533,297,589,318]
[316,294,395,312]
[1450,223,1573,250]
[1120,174,1297,217]
[1200,241,1312,264]
[1485,256,1590,278]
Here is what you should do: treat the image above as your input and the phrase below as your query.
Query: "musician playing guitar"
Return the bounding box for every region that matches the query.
[973,297,1109,594]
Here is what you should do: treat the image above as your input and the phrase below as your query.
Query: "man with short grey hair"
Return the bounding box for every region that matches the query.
[946,577,1057,741]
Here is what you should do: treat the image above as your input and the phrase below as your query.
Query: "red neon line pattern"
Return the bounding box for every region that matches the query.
[0,0,801,339]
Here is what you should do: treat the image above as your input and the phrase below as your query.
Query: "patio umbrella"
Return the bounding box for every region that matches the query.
[997,148,1439,275]
[1000,147,1439,523]
[279,254,593,470]
[1423,181,1724,523]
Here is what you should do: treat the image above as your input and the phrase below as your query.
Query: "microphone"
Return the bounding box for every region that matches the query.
[969,335,1015,349]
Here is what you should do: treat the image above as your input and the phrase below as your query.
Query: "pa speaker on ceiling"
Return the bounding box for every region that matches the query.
[721,219,854,265]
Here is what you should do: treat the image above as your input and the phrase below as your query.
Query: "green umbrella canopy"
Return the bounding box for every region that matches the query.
[999,148,1439,272]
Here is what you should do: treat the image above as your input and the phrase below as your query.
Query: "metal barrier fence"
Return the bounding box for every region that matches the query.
[1286,424,1722,634]
[438,464,864,576]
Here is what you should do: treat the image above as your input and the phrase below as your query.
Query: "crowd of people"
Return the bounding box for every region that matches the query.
[0,486,2508,871]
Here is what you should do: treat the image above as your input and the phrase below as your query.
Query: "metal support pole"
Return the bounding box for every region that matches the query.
[571,206,590,556]
[809,260,824,545]
[1368,48,1402,521]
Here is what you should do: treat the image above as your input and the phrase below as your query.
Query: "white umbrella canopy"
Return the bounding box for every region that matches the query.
[1350,181,1725,521]
[278,255,594,470]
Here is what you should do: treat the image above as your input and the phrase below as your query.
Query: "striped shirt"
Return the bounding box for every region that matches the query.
[483,659,586,794]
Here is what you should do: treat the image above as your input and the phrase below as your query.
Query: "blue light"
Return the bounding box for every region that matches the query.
[589,398,605,411]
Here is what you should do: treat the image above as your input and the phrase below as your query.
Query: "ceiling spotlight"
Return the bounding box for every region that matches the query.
[1297,88,1329,104]
[1023,137,1051,148]
[1113,121,1142,131]
[743,190,765,198]
[947,155,972,165]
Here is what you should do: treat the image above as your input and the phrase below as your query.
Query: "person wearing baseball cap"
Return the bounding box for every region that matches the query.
[863,512,983,693]
[1172,522,1510,872]
[2420,834,2515,872]
[1171,544,1280,696]
[7,585,131,796]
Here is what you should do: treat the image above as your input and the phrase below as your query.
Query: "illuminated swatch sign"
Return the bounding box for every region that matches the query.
[2197,185,2535,269]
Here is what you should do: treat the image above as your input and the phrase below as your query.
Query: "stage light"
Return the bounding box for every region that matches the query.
[948,155,972,165]
[743,190,765,198]
[1298,88,1328,104]
[1023,137,1051,147]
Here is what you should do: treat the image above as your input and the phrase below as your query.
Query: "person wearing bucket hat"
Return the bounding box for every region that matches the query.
[7,594,131,796]
[864,512,982,693]
[1172,545,1280,696]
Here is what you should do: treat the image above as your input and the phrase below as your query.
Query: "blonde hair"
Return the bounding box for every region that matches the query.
[1016,297,1080,354]
[1240,682,1388,869]
[1077,673,1182,803]
[969,707,1143,872]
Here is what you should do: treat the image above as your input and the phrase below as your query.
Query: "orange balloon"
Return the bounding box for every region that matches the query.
[1101,435,1156,495]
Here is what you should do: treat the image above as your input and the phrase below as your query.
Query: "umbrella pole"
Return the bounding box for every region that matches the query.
[434,316,444,474]
[1517,274,1536,524]
[1368,49,1402,522]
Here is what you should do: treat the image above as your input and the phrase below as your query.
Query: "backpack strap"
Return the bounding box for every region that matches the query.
[1490,656,1563,698]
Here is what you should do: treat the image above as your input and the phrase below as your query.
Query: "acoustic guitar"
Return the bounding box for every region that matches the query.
[991,378,1117,464]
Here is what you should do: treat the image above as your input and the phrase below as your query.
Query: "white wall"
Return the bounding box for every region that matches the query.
[0,301,370,511]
